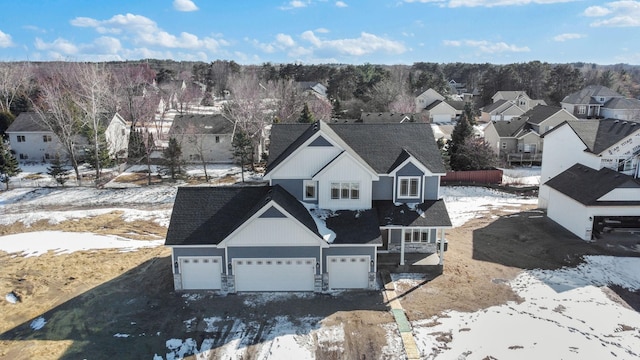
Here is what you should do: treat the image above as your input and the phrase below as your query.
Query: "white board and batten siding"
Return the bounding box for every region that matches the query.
[179,256,223,290]
[327,255,371,289]
[224,217,322,247]
[272,145,341,179]
[315,154,374,211]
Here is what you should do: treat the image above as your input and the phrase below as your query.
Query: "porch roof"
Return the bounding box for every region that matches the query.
[374,199,452,228]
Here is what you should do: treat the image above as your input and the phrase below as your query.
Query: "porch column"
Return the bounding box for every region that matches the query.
[438,229,445,266]
[400,229,405,266]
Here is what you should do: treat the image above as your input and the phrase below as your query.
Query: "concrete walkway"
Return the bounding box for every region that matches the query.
[381,271,421,360]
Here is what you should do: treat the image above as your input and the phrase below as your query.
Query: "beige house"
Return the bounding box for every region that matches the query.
[168,114,235,163]
[480,91,546,122]
[483,105,577,165]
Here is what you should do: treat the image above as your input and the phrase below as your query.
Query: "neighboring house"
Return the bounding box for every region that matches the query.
[414,88,444,112]
[165,121,452,292]
[543,164,640,241]
[168,114,235,163]
[480,91,546,122]
[6,111,129,163]
[6,112,62,162]
[298,82,328,101]
[415,88,465,122]
[538,119,640,240]
[103,112,130,160]
[483,105,577,163]
[560,85,629,120]
[448,79,467,95]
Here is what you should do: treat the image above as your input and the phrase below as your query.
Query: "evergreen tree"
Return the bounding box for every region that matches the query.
[0,137,21,190]
[162,137,182,180]
[332,98,342,119]
[448,116,473,170]
[232,130,253,182]
[0,111,15,140]
[127,127,146,160]
[82,124,113,175]
[451,138,498,171]
[298,102,315,123]
[47,155,71,186]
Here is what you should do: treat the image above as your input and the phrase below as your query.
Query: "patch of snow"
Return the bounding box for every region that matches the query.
[0,231,163,257]
[412,256,640,359]
[442,186,537,227]
[5,292,19,304]
[30,317,46,330]
[113,333,131,338]
[303,204,337,243]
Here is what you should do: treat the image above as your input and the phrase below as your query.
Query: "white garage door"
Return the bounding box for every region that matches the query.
[432,114,452,123]
[180,256,223,290]
[327,256,370,289]
[234,258,315,292]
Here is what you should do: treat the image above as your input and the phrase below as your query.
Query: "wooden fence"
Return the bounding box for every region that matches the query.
[441,169,503,185]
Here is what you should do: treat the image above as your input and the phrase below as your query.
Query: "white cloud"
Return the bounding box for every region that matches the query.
[444,39,530,53]
[0,30,13,47]
[404,0,577,7]
[276,33,296,47]
[315,28,330,33]
[583,5,611,16]
[280,0,309,9]
[553,33,585,41]
[34,37,79,55]
[173,0,199,12]
[69,13,228,52]
[300,31,406,56]
[92,36,122,53]
[585,1,640,27]
[336,1,348,7]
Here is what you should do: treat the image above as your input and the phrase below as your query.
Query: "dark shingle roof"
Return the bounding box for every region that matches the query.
[445,99,466,111]
[324,209,382,245]
[567,119,640,154]
[521,105,563,125]
[481,99,509,113]
[6,112,50,132]
[165,185,319,246]
[168,114,234,135]
[562,85,623,104]
[358,112,414,123]
[267,121,446,175]
[545,164,640,206]
[491,117,529,137]
[374,199,452,227]
[329,123,447,174]
[604,97,640,110]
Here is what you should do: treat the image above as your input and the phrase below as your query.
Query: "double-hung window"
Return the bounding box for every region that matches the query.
[17,135,25,142]
[43,135,52,142]
[330,182,359,200]
[398,176,420,198]
[404,229,430,243]
[304,180,317,200]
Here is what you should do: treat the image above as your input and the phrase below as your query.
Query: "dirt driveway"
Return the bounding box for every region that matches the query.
[1,203,639,359]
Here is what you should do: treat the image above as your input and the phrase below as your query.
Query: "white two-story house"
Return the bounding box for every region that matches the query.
[539,119,640,241]
[165,121,452,292]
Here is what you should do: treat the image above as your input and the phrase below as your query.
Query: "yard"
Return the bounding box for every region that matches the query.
[1,167,639,359]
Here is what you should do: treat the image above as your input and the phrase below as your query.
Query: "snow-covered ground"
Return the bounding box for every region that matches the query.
[410,256,640,359]
[2,166,640,359]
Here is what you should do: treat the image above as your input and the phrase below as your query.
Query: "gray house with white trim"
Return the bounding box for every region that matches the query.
[165,121,452,292]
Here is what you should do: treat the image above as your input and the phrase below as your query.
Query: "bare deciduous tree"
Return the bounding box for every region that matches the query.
[32,64,85,183]
[0,62,32,114]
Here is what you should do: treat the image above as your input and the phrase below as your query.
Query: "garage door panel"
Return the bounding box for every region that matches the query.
[328,256,370,289]
[180,256,223,290]
[234,258,315,292]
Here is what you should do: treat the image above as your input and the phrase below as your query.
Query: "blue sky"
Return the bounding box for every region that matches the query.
[0,0,639,65]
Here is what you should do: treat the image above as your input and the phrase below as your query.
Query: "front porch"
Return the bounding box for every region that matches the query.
[377,252,443,274]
